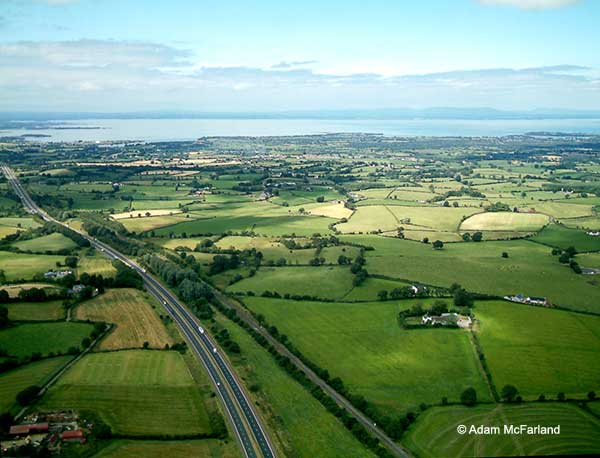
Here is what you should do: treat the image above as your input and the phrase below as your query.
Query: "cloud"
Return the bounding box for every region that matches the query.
[478,0,580,9]
[0,39,598,111]
[0,39,191,68]
[271,60,318,69]
[35,0,79,5]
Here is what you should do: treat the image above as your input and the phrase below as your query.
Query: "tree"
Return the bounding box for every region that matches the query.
[570,260,582,274]
[460,387,477,406]
[471,232,483,242]
[432,240,444,250]
[587,391,596,401]
[559,253,571,264]
[557,392,566,401]
[0,289,9,304]
[422,237,429,244]
[16,385,41,406]
[462,233,471,242]
[316,196,325,203]
[64,256,78,268]
[430,300,448,315]
[377,290,388,301]
[502,252,509,258]
[565,246,577,257]
[453,288,473,308]
[501,384,518,402]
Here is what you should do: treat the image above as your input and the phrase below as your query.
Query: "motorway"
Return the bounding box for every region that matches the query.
[1,165,276,458]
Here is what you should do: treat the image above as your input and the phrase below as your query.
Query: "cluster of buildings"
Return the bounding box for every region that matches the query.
[43,270,73,280]
[2,410,87,454]
[503,294,548,306]
[421,313,472,328]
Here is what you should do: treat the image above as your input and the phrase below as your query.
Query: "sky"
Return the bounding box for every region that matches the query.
[0,0,599,112]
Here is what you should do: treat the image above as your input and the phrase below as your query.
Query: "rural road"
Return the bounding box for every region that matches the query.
[2,165,276,458]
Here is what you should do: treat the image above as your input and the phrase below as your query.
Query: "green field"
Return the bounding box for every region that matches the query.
[0,251,65,280]
[340,276,413,301]
[228,266,355,299]
[243,296,490,413]
[588,401,600,417]
[0,322,94,357]
[404,403,600,458]
[157,213,334,237]
[0,356,71,411]
[5,300,65,321]
[38,350,213,436]
[214,312,377,458]
[0,217,39,238]
[475,301,600,399]
[94,439,239,458]
[12,232,78,253]
[344,235,600,313]
[77,255,117,277]
[531,224,600,252]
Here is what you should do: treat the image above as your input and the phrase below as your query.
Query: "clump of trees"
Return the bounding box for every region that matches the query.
[211,325,241,354]
[501,384,520,402]
[485,202,511,212]
[450,283,474,307]
[142,253,214,319]
[556,246,581,274]
[350,253,368,286]
[461,387,477,406]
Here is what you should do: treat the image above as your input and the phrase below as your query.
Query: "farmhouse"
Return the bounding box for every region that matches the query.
[504,294,548,306]
[421,313,472,328]
[44,270,73,280]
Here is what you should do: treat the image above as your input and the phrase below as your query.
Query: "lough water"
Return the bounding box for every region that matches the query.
[2,118,600,142]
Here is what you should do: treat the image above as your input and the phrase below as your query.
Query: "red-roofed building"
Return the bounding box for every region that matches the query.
[9,423,49,435]
[61,429,85,443]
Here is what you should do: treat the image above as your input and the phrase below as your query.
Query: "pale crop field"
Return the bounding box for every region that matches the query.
[75,289,173,350]
[460,212,549,232]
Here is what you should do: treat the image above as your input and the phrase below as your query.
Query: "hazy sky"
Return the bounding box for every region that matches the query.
[0,0,599,112]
